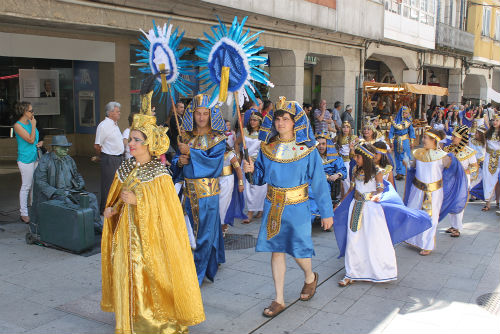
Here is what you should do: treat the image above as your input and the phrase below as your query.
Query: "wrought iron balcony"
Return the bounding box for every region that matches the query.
[436,22,474,54]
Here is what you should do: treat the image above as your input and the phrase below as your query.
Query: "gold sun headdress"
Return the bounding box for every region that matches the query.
[130,74,170,156]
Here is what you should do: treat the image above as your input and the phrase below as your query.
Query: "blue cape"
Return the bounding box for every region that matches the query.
[224,173,247,225]
[333,180,432,258]
[403,153,468,221]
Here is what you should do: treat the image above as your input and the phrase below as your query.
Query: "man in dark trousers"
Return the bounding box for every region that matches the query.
[94,101,124,213]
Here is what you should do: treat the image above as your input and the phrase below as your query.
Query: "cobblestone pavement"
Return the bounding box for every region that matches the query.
[0,158,499,334]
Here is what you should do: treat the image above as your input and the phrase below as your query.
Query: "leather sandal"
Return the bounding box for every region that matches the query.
[419,250,432,256]
[300,272,318,301]
[338,277,353,287]
[481,206,490,211]
[450,229,460,237]
[262,301,286,318]
[445,227,456,233]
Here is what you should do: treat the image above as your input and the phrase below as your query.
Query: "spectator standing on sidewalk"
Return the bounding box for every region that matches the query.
[332,101,343,131]
[314,99,334,135]
[341,104,354,128]
[94,101,124,213]
[13,101,39,223]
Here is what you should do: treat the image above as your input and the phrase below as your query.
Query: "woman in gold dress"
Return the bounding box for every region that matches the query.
[100,87,205,334]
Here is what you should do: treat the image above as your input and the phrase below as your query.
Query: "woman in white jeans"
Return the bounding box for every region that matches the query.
[13,102,39,223]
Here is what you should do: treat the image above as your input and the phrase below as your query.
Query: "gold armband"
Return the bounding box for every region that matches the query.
[232,161,240,168]
[238,180,244,186]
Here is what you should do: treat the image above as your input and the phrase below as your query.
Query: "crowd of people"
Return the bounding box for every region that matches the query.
[12,91,499,332]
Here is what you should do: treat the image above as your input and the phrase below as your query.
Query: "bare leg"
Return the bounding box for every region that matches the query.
[271,252,286,305]
[495,182,500,206]
[242,211,253,224]
[294,257,315,299]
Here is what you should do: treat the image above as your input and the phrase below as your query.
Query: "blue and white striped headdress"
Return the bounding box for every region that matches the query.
[315,130,339,159]
[259,96,316,148]
[195,16,274,109]
[182,94,226,133]
[136,21,194,101]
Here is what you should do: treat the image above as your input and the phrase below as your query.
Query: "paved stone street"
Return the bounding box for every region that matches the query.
[0,158,499,334]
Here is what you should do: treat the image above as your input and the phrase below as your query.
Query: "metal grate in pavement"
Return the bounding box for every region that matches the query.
[224,233,257,250]
[476,293,500,315]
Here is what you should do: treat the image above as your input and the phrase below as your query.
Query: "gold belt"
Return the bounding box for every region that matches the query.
[412,177,442,216]
[396,134,409,141]
[220,165,233,176]
[486,147,500,174]
[266,184,309,240]
[395,134,410,153]
[350,191,373,232]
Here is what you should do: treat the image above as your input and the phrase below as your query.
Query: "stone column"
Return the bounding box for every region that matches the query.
[320,56,345,108]
[268,49,307,103]
[448,68,464,104]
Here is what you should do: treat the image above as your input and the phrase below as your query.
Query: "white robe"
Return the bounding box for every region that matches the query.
[243,131,267,211]
[483,139,500,202]
[469,140,485,189]
[345,174,397,282]
[405,155,445,251]
[449,153,476,230]
[219,151,236,224]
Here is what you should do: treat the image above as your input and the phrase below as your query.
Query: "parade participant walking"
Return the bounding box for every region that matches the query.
[94,101,124,213]
[443,125,478,237]
[373,141,396,188]
[243,97,334,318]
[336,121,358,196]
[404,128,468,255]
[334,143,432,287]
[360,119,387,147]
[236,112,267,224]
[481,115,500,211]
[469,125,486,193]
[101,80,205,334]
[13,101,39,224]
[219,145,245,236]
[172,94,227,284]
[388,106,415,180]
[310,131,347,219]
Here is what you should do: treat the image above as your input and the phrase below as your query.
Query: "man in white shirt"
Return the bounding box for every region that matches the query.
[94,101,124,212]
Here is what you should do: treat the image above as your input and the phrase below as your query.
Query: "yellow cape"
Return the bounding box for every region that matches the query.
[101,159,205,334]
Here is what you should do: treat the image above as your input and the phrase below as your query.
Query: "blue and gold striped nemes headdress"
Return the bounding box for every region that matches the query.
[315,130,339,159]
[354,143,375,160]
[259,96,316,147]
[182,94,226,132]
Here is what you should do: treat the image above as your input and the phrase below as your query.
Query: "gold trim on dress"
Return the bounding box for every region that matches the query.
[412,148,448,162]
[412,177,443,216]
[182,131,226,151]
[486,146,500,175]
[265,184,309,240]
[220,165,233,176]
[184,178,220,239]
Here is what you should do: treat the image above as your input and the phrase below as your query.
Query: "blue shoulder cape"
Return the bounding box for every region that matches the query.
[333,180,432,258]
[403,153,468,221]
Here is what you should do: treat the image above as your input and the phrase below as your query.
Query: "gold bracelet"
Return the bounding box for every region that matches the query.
[238,180,244,186]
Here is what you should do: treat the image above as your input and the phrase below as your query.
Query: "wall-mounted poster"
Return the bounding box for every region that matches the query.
[19,69,60,115]
[74,61,99,134]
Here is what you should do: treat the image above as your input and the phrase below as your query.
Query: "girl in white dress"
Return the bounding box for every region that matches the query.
[443,126,478,237]
[469,125,486,192]
[405,129,452,256]
[236,112,267,223]
[219,145,245,236]
[482,115,500,211]
[338,143,397,286]
[336,121,358,196]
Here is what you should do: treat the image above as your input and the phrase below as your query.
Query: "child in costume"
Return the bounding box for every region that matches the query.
[481,114,500,211]
[469,125,486,199]
[101,77,205,334]
[443,125,478,237]
[404,128,468,255]
[388,106,415,180]
[172,94,227,285]
[336,121,358,196]
[219,144,245,236]
[236,111,267,224]
[310,131,347,220]
[243,97,334,318]
[333,143,431,287]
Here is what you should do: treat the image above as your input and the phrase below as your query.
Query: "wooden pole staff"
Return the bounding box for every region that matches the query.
[234,91,253,183]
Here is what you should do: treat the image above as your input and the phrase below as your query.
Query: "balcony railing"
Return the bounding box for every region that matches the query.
[436,22,474,54]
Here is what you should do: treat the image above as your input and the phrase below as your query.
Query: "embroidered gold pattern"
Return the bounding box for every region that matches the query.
[261,139,316,163]
[266,184,309,240]
[182,131,226,151]
[184,178,220,238]
[486,146,500,174]
[412,177,443,216]
[413,148,448,162]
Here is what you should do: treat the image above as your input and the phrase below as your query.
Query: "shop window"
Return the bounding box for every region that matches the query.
[0,56,74,138]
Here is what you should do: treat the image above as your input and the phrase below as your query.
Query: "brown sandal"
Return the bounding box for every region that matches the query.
[262,301,286,318]
[450,230,460,237]
[241,219,250,224]
[445,227,456,233]
[299,272,318,301]
[481,206,490,211]
[419,250,432,256]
